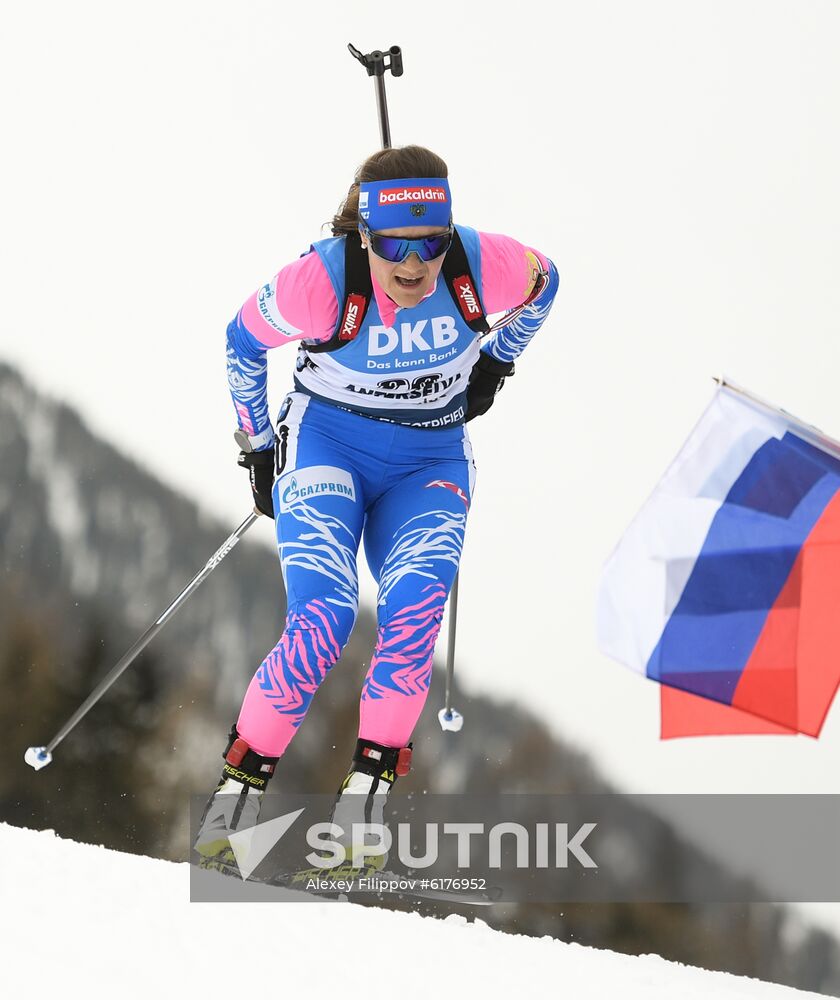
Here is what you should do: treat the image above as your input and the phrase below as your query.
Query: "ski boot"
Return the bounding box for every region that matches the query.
[329,738,412,872]
[194,725,279,875]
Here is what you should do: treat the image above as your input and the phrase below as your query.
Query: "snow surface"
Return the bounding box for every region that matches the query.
[0,823,823,999]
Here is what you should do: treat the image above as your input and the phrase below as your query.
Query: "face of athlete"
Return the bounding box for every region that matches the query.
[360,226,449,309]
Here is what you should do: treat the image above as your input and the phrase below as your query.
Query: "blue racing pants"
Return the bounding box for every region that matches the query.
[236,393,475,756]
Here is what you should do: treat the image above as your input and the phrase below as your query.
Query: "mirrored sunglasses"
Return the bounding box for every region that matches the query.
[359,225,454,263]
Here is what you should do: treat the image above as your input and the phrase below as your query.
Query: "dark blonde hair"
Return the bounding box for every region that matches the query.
[331,145,449,238]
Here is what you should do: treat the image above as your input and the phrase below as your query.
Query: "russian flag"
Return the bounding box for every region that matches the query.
[596,380,840,739]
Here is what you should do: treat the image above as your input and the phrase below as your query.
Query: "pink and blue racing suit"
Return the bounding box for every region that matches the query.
[226,225,558,757]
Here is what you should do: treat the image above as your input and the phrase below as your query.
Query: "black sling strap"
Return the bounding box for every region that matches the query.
[306,232,374,354]
[305,228,488,354]
[439,229,489,335]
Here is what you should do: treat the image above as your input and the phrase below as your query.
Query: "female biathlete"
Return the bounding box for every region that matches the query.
[195,145,558,868]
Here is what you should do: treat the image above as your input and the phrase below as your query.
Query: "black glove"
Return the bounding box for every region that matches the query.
[465,351,515,422]
[237,447,276,517]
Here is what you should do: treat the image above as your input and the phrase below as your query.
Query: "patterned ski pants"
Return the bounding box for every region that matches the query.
[236,392,475,757]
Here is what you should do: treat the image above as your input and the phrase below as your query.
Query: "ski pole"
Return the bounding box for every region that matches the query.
[25,510,261,771]
[348,43,403,148]
[438,572,464,732]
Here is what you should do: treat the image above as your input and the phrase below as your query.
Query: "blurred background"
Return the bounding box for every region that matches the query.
[2,1,840,993]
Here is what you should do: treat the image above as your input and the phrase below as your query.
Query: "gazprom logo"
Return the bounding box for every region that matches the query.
[257,281,303,339]
[278,466,356,512]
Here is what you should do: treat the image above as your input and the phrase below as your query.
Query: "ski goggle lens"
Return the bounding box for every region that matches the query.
[360,225,454,263]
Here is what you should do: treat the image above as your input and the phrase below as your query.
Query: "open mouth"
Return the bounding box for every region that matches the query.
[394,275,424,290]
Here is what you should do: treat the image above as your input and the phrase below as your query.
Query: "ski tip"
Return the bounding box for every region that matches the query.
[24,746,53,771]
[437,707,464,733]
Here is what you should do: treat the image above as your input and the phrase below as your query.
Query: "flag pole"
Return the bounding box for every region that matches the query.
[714,375,840,458]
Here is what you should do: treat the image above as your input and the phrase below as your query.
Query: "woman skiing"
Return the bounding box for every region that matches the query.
[195,145,558,867]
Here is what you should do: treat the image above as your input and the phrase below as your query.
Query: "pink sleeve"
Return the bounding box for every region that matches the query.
[238,250,338,348]
[478,231,551,315]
